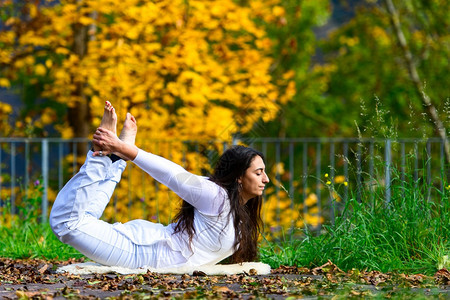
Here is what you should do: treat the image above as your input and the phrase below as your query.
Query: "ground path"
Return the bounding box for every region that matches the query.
[0,258,449,299]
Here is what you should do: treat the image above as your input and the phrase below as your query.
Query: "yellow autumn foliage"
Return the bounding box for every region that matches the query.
[0,0,303,236]
[1,0,289,139]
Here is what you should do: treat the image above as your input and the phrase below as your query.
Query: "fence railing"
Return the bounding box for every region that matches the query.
[0,137,448,227]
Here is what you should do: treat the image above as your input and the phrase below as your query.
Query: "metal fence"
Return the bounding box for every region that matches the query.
[0,137,448,225]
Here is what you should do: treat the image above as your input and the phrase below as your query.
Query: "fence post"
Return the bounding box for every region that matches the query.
[58,142,63,190]
[441,139,445,192]
[426,139,432,200]
[414,141,419,183]
[343,142,349,202]
[385,139,392,204]
[25,140,30,198]
[302,142,308,216]
[289,142,295,228]
[289,142,294,200]
[315,142,322,229]
[275,141,281,226]
[329,142,335,223]
[356,143,362,203]
[42,139,49,223]
[11,142,16,215]
[0,144,2,208]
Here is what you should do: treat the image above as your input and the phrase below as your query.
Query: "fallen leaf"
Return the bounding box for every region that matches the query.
[212,285,233,293]
[435,268,450,285]
[364,270,390,286]
[312,260,344,275]
[38,264,48,274]
[192,270,207,277]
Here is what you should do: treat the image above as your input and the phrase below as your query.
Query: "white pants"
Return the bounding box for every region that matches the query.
[49,151,186,269]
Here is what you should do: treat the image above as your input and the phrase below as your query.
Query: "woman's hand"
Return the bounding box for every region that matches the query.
[92,127,120,156]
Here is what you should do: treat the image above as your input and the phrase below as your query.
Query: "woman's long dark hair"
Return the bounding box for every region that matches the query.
[173,145,264,263]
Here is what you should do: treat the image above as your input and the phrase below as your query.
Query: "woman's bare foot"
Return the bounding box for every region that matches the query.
[93,101,117,151]
[119,113,137,146]
[105,113,137,160]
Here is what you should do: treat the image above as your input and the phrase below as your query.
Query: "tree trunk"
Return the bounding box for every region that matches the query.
[68,21,90,161]
[383,0,450,180]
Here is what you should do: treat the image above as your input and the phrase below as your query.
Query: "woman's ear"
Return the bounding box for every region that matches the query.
[237,177,242,184]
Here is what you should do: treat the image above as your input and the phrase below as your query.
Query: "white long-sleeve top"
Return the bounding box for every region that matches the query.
[113,149,236,266]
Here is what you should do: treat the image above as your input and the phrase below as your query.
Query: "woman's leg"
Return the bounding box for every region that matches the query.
[50,102,140,267]
[50,103,186,268]
[49,152,143,267]
[50,151,188,268]
[50,101,118,237]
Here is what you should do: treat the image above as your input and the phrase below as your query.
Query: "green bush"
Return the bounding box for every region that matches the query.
[260,169,450,275]
[0,180,84,260]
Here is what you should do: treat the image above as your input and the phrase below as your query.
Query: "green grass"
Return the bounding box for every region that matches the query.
[0,222,84,260]
[260,171,450,276]
[1,169,448,275]
[0,182,84,260]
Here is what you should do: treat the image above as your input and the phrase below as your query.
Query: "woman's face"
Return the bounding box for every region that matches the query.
[239,155,270,203]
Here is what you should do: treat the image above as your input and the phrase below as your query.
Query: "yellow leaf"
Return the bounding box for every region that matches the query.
[35,64,47,76]
[27,3,38,18]
[0,78,11,88]
[25,56,35,65]
[334,175,346,184]
[45,59,53,68]
[55,47,70,54]
[272,6,285,17]
[305,193,318,207]
[79,16,94,25]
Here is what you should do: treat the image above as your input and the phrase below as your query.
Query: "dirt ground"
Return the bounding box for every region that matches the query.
[0,258,449,299]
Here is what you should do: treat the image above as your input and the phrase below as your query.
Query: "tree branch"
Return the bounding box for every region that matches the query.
[383,0,450,173]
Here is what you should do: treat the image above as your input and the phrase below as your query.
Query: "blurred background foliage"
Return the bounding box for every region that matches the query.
[0,0,449,236]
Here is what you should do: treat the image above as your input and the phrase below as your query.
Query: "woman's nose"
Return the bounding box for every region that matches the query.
[263,174,270,183]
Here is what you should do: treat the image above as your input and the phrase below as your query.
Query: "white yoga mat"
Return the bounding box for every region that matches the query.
[57,261,271,275]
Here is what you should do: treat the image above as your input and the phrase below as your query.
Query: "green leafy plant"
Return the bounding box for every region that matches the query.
[0,179,84,260]
[260,165,449,276]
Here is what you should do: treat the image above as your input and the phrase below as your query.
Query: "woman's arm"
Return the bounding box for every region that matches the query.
[92,127,225,215]
[132,149,226,216]
[92,127,138,161]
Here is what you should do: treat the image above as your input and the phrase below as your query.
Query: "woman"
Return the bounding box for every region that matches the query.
[50,102,270,269]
